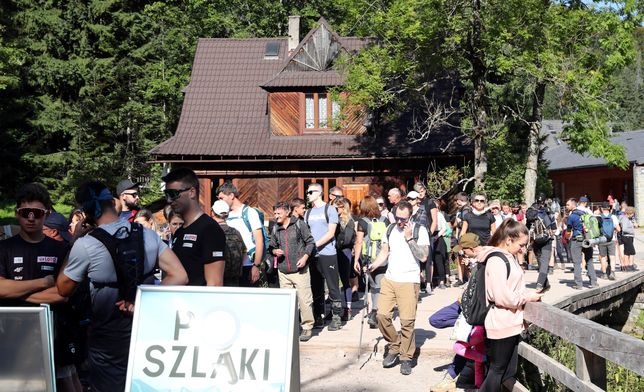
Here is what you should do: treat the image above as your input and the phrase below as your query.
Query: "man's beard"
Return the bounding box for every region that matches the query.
[125,201,140,211]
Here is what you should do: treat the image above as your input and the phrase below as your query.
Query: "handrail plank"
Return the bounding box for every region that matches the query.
[517,342,604,392]
[524,301,644,376]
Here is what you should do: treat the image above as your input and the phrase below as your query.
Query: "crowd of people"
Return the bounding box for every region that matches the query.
[0,168,640,391]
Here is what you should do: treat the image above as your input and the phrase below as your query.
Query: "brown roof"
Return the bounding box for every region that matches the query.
[152,29,470,160]
[260,70,344,88]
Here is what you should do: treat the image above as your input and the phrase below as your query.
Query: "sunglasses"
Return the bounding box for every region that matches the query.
[16,207,49,219]
[378,203,385,206]
[395,216,409,223]
[330,193,343,198]
[306,190,320,195]
[407,197,417,201]
[164,187,191,201]
[123,191,139,197]
[473,199,486,203]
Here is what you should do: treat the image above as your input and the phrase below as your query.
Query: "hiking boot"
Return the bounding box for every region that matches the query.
[313,316,324,329]
[400,360,412,375]
[536,281,550,294]
[367,310,378,329]
[299,329,313,342]
[382,352,399,368]
[608,272,616,281]
[430,376,456,392]
[327,315,342,331]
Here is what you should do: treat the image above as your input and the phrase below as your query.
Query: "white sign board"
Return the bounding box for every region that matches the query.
[0,305,55,392]
[125,286,299,392]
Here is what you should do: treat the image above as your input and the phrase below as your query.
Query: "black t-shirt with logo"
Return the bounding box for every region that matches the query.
[463,211,496,246]
[0,235,68,306]
[172,214,226,286]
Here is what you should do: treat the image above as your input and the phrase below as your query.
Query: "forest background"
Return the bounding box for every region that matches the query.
[0,0,642,207]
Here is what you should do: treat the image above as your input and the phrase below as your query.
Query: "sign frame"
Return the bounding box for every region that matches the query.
[0,304,56,392]
[125,285,300,392]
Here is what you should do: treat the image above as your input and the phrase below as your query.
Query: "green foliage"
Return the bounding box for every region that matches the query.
[424,165,469,200]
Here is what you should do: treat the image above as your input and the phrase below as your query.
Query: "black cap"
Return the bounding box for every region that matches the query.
[116,179,140,196]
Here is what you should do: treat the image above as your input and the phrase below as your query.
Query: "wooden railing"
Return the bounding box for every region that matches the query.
[504,286,644,392]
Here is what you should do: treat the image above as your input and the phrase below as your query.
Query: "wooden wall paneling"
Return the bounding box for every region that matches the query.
[256,178,279,216]
[198,178,212,214]
[270,92,300,136]
[342,102,367,135]
[236,179,258,208]
[278,178,299,204]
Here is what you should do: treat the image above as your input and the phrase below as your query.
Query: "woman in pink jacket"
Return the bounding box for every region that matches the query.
[479,219,543,391]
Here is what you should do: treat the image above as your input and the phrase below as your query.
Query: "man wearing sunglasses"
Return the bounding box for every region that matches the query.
[0,183,80,389]
[162,168,226,287]
[367,200,429,375]
[116,179,141,222]
[305,183,343,331]
[328,186,344,202]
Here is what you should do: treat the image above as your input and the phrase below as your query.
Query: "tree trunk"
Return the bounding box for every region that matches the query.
[523,81,546,205]
[470,0,488,190]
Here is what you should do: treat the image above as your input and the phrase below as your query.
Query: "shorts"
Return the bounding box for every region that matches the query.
[622,236,635,256]
[597,242,615,257]
[617,234,624,245]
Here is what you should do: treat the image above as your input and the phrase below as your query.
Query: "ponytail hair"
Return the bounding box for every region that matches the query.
[488,219,528,246]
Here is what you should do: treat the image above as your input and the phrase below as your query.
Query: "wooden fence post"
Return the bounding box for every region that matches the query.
[576,346,607,390]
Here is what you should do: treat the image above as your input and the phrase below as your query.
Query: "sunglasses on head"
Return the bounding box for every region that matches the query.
[16,207,49,219]
[164,187,191,201]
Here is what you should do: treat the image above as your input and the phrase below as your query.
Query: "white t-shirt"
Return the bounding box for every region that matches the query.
[383,223,430,283]
[226,205,263,266]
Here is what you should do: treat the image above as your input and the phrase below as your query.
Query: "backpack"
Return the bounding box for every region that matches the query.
[221,224,246,286]
[89,222,155,303]
[241,205,268,263]
[460,251,510,325]
[360,218,388,261]
[529,212,552,246]
[600,214,614,242]
[304,203,330,223]
[575,211,601,239]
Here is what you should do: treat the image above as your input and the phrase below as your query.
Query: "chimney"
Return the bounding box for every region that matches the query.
[288,16,300,54]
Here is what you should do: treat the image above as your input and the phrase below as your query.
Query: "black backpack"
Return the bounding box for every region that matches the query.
[89,222,155,303]
[221,224,246,286]
[460,251,510,325]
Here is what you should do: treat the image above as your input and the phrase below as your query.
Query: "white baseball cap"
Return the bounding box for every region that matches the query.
[212,200,230,216]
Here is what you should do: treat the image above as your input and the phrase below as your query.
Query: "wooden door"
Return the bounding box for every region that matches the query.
[342,184,370,213]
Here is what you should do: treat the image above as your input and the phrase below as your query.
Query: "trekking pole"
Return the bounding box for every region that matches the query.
[357,266,370,360]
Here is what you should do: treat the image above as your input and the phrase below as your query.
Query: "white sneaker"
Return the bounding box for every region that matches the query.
[430,375,456,392]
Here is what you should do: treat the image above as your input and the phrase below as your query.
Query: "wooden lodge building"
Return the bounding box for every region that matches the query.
[151,17,472,212]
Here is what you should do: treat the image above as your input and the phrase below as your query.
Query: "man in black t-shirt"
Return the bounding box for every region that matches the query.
[0,183,80,391]
[163,168,226,285]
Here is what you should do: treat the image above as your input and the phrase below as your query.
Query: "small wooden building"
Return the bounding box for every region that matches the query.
[543,122,644,217]
[151,17,471,212]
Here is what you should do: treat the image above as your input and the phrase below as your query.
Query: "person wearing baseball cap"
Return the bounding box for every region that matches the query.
[453,232,481,256]
[43,211,73,243]
[116,179,141,221]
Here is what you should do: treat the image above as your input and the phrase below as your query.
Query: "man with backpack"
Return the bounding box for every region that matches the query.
[305,182,343,331]
[525,195,556,293]
[598,202,620,280]
[565,198,598,289]
[269,202,316,341]
[211,200,246,287]
[56,181,187,392]
[368,200,429,375]
[163,168,226,286]
[216,182,266,287]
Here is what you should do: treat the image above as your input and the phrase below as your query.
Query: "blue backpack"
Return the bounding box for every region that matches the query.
[600,214,615,242]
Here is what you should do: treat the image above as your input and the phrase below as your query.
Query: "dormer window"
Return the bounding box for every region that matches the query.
[304,93,340,131]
